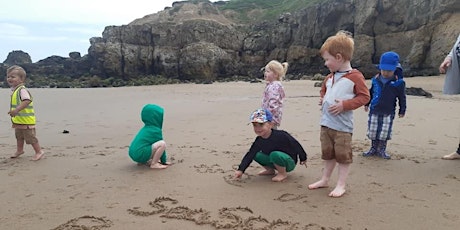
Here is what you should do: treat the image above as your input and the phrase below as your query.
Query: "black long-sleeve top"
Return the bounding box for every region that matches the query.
[237,129,307,173]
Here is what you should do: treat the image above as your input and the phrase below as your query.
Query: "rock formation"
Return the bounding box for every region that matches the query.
[87,0,460,80]
[3,51,32,65]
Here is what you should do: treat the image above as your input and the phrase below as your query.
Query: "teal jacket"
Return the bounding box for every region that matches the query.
[128,104,167,163]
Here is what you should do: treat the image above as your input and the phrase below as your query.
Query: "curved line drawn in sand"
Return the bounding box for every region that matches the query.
[212,207,252,228]
[223,164,290,187]
[162,206,213,226]
[128,196,336,229]
[223,174,244,187]
[223,172,255,187]
[128,196,178,216]
[52,215,112,230]
[274,193,309,202]
[193,164,227,173]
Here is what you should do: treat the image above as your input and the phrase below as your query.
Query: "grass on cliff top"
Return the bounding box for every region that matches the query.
[218,0,323,23]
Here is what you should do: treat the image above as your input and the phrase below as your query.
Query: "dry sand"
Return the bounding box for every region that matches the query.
[0,76,459,230]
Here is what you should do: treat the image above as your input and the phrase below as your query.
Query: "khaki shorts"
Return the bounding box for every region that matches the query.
[15,128,38,144]
[320,126,353,164]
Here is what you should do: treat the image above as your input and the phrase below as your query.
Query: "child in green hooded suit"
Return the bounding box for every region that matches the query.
[129,104,170,169]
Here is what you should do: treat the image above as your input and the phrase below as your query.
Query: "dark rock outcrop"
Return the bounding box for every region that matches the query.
[4,51,32,65]
[406,87,433,98]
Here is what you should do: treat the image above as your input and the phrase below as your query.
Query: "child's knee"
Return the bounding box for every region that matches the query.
[152,140,166,152]
[155,140,166,149]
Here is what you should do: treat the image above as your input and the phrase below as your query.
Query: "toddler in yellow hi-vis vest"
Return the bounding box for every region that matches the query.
[6,65,44,161]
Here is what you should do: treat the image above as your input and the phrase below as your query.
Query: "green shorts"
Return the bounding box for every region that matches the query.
[254,151,296,172]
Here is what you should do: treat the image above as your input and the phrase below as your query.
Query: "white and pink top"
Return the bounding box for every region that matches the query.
[262,80,285,127]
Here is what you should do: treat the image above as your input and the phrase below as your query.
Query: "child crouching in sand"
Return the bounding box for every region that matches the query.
[234,108,307,182]
[128,104,171,169]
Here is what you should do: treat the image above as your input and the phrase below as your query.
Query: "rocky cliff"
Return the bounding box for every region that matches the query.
[2,0,459,86]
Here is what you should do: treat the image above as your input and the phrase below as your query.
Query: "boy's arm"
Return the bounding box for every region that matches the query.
[9,100,31,117]
[343,72,370,110]
[319,74,331,97]
[365,79,374,107]
[16,100,31,111]
[397,81,407,116]
[319,74,331,105]
[287,133,307,162]
[237,140,259,173]
[10,88,32,115]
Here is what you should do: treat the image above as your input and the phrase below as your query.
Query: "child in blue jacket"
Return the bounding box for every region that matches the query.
[363,51,407,159]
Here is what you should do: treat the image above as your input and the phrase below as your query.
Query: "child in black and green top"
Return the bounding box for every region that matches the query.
[234,108,307,182]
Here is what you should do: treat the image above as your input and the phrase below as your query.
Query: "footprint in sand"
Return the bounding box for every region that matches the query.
[274,193,309,202]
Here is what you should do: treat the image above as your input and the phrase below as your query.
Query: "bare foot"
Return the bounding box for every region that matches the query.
[258,169,275,175]
[329,186,346,198]
[308,180,329,190]
[271,174,287,182]
[150,162,168,169]
[161,161,173,166]
[442,152,460,160]
[10,151,25,158]
[31,151,45,161]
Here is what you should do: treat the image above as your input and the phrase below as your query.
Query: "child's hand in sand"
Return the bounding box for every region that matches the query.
[300,161,307,168]
[234,170,243,180]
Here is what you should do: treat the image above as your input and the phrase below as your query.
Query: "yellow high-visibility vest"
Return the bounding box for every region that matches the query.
[10,85,36,125]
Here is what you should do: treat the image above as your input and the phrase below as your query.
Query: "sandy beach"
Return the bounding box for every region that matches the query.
[1,76,459,230]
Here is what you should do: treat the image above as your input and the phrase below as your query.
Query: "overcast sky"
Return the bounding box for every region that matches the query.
[0,0,210,62]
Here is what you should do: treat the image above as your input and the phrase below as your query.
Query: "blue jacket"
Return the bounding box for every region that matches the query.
[367,74,406,116]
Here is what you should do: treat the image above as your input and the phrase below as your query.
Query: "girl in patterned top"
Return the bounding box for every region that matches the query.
[261,60,288,129]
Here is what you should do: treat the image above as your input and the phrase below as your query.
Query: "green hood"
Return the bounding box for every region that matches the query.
[141,104,164,128]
